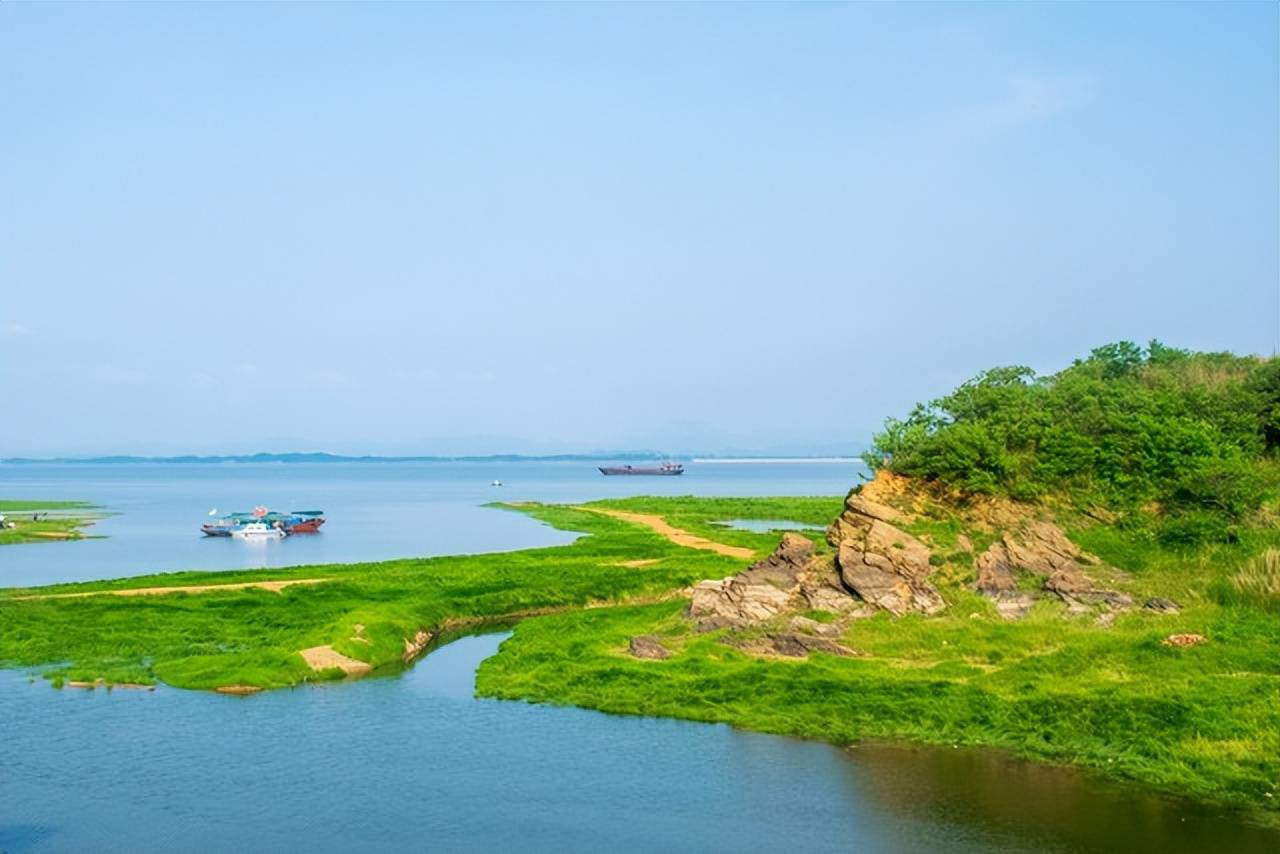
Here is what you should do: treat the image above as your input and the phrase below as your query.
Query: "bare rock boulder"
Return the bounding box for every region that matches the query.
[767,632,860,658]
[975,541,1018,596]
[689,533,817,625]
[628,635,672,660]
[833,501,944,616]
[974,521,1131,617]
[1045,567,1133,610]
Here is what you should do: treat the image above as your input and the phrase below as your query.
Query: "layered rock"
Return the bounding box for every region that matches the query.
[687,534,868,659]
[974,522,1131,618]
[689,533,867,627]
[827,492,945,616]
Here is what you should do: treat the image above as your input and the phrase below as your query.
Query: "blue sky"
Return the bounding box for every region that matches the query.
[2,2,1277,456]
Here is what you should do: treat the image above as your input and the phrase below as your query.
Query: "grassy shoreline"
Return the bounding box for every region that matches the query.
[0,499,829,688]
[0,499,99,545]
[1,494,1276,824]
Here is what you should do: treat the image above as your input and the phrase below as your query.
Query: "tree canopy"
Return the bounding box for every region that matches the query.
[863,342,1280,542]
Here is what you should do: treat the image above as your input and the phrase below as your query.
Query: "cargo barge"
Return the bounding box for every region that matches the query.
[598,462,684,476]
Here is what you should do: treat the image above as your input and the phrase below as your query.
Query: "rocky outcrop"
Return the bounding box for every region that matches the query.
[974,522,1131,619]
[974,540,1036,618]
[1045,567,1133,611]
[628,635,672,660]
[686,534,872,659]
[691,471,1143,641]
[689,533,869,626]
[827,491,945,616]
[1144,597,1181,615]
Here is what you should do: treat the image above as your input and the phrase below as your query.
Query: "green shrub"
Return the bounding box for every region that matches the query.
[863,342,1278,526]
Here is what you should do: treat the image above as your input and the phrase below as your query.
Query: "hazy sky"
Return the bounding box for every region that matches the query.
[2,2,1277,456]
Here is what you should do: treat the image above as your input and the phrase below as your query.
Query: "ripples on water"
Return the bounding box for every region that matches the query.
[2,634,1275,854]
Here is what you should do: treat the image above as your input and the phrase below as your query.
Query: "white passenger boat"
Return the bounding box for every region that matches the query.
[230,521,286,539]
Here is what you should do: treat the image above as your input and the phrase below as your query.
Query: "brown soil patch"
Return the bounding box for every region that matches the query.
[617,559,660,567]
[14,578,328,601]
[861,469,913,504]
[1163,633,1208,648]
[299,645,373,675]
[216,685,262,696]
[580,508,755,559]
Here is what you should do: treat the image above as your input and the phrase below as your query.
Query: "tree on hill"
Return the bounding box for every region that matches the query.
[862,342,1278,543]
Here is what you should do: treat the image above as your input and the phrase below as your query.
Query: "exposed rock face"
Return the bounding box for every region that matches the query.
[689,533,816,624]
[1045,567,1133,610]
[975,541,1018,596]
[628,635,672,660]
[1144,597,1181,615]
[828,493,945,616]
[689,533,870,626]
[974,522,1131,618]
[686,534,871,659]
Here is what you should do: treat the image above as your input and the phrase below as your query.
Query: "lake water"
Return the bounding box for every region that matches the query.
[2,461,1275,851]
[714,518,826,533]
[1,632,1274,854]
[0,460,859,587]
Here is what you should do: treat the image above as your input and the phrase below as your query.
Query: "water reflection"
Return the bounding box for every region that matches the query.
[844,743,1278,854]
[1,635,1275,854]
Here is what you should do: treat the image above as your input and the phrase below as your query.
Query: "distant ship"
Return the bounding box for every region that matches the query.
[598,461,684,476]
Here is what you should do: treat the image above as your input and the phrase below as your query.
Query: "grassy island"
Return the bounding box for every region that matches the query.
[0,499,98,545]
[1,342,1278,825]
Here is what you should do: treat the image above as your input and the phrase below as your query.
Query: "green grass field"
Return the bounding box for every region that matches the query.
[0,498,831,689]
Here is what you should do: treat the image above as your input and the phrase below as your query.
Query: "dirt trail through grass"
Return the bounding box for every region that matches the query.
[12,578,328,600]
[579,507,755,559]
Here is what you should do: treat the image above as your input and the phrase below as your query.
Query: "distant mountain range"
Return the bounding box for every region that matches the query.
[0,451,860,465]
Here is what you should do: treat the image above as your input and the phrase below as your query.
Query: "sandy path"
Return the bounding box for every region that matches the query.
[12,578,328,601]
[579,508,755,559]
[299,645,373,675]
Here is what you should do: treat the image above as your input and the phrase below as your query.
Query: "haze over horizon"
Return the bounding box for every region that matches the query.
[3,3,1277,457]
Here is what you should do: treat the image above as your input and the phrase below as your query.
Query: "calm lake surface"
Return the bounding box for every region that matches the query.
[0,460,860,587]
[2,461,1275,851]
[2,633,1275,854]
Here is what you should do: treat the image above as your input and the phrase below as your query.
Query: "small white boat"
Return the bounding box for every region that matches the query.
[231,521,286,539]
